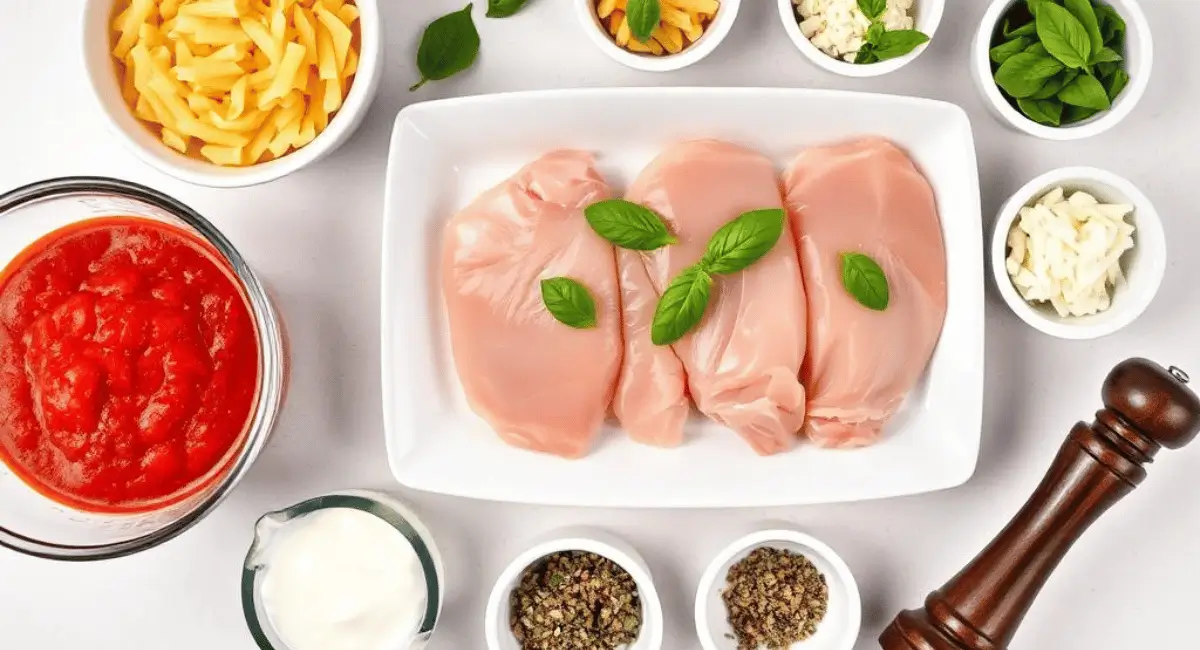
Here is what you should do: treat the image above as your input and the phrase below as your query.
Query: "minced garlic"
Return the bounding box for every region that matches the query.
[794,0,915,62]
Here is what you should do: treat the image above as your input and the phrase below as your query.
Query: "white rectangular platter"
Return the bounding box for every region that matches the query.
[381,88,984,508]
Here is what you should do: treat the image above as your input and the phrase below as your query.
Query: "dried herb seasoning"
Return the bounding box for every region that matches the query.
[509,551,642,650]
[721,547,829,650]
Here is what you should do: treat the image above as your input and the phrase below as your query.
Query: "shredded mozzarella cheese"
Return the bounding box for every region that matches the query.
[1005,187,1136,318]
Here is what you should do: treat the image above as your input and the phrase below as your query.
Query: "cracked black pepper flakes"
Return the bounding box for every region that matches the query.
[721,547,829,650]
[509,550,643,650]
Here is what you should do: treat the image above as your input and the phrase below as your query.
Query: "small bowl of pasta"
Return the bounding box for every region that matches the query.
[577,0,741,72]
[82,0,382,187]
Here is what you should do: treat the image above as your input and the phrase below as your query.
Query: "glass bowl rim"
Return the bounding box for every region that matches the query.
[240,490,443,650]
[0,175,286,561]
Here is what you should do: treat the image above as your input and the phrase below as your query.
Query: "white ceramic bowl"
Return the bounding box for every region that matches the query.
[485,528,664,650]
[81,0,383,187]
[575,0,740,72]
[991,167,1165,340]
[695,529,861,650]
[778,0,944,77]
[971,0,1152,140]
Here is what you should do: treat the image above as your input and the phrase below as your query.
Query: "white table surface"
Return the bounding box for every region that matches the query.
[3,1,1199,648]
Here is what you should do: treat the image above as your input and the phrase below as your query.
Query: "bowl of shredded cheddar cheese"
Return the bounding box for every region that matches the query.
[83,0,382,187]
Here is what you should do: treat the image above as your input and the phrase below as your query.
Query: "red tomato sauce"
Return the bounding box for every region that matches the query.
[0,217,260,513]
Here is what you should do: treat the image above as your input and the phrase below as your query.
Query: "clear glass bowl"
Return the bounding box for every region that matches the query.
[241,490,444,650]
[0,177,287,561]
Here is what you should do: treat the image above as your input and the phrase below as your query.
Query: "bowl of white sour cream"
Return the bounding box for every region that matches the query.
[241,490,444,650]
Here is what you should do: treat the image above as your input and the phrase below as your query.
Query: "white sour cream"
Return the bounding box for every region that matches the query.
[259,508,426,650]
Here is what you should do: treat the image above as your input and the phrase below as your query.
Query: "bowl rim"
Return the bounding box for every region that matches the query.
[240,490,443,650]
[777,0,945,78]
[484,530,665,650]
[79,0,383,188]
[694,529,862,650]
[972,0,1153,141]
[574,0,741,72]
[0,176,286,561]
[990,166,1167,339]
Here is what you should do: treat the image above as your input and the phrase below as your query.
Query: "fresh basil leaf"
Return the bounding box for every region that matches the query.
[991,37,1032,64]
[651,265,712,346]
[1106,68,1130,101]
[626,0,661,43]
[700,208,786,275]
[1063,104,1100,124]
[1024,42,1048,56]
[1025,0,1049,15]
[867,21,886,46]
[411,4,480,92]
[1004,19,1037,39]
[1095,4,1126,46]
[855,45,879,64]
[858,0,887,21]
[872,29,930,61]
[1029,69,1078,99]
[584,199,677,251]
[1017,98,1063,126]
[1058,73,1111,110]
[486,0,531,17]
[1037,2,1092,68]
[1064,0,1103,55]
[1090,46,1123,64]
[840,253,889,311]
[541,277,597,329]
[994,53,1064,98]
[1094,61,1119,79]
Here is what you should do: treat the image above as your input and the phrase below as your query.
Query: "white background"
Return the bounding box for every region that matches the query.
[2,1,1198,649]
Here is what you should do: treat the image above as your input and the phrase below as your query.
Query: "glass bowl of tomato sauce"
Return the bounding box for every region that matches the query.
[0,177,286,560]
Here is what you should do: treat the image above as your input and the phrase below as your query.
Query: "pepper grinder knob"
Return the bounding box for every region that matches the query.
[879,358,1200,650]
[1103,358,1200,449]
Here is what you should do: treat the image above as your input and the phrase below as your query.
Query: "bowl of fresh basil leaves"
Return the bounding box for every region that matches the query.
[972,0,1152,140]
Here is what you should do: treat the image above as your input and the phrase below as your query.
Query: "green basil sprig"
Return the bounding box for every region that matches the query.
[989,0,1131,127]
[853,0,930,64]
[411,4,480,92]
[585,200,677,251]
[840,253,890,311]
[487,0,532,18]
[651,266,712,346]
[541,277,598,329]
[701,209,787,275]
[650,208,786,346]
[626,0,661,44]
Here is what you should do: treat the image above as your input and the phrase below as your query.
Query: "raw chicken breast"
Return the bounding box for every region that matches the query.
[620,140,807,455]
[783,138,947,448]
[441,151,622,459]
[612,248,689,447]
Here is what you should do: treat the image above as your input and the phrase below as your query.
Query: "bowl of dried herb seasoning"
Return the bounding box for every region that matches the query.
[485,528,664,650]
[695,530,861,650]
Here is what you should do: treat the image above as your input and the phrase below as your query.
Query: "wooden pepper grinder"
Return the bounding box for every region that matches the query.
[880,358,1200,650]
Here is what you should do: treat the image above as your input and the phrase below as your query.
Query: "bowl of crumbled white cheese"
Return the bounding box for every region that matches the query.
[779,0,944,76]
[991,166,1165,339]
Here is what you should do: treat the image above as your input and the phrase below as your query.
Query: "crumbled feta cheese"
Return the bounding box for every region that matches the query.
[794,0,915,62]
[1005,187,1136,318]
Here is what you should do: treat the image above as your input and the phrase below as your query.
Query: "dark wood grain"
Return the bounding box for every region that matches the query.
[879,358,1200,650]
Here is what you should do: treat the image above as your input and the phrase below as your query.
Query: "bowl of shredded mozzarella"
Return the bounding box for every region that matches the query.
[991,166,1166,340]
[778,0,944,77]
